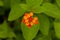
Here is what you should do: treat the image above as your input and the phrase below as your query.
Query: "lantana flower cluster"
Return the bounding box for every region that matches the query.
[22,12,39,28]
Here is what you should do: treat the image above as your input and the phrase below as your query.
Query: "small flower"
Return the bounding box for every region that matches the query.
[32,19,36,24]
[29,12,33,16]
[27,23,32,28]
[28,17,33,22]
[30,22,33,25]
[25,22,32,28]
[24,13,30,18]
[22,12,39,28]
[23,16,27,19]
[22,19,28,23]
[34,17,38,20]
[26,22,29,26]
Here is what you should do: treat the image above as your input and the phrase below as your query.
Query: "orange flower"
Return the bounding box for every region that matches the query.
[34,21,39,24]
[32,19,36,24]
[28,17,33,22]
[32,17,38,24]
[30,22,33,25]
[34,17,38,20]
[25,19,28,23]
[24,13,28,16]
[23,16,27,19]
[22,12,39,28]
[27,23,32,28]
[29,12,33,16]
[26,22,29,26]
[22,19,28,23]
[24,13,30,18]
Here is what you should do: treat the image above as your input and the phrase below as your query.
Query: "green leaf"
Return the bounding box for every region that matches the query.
[0,20,16,38]
[35,36,52,40]
[34,33,43,40]
[31,6,43,13]
[41,3,60,19]
[56,0,60,8]
[15,33,24,40]
[0,21,8,38]
[34,33,52,40]
[8,27,16,38]
[26,0,43,7]
[11,0,21,7]
[0,1,3,6]
[8,4,28,21]
[54,20,60,38]
[38,14,50,36]
[21,23,39,40]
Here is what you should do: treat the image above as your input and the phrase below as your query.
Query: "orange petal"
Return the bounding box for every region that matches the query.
[24,13,28,16]
[22,19,28,23]
[23,16,27,19]
[30,22,33,25]
[27,23,32,28]
[29,12,33,16]
[28,17,33,22]
[27,14,30,18]
[32,19,39,24]
[34,21,39,24]
[34,17,38,20]
[32,19,36,24]
[25,22,29,26]
[25,19,28,23]
[24,13,30,18]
